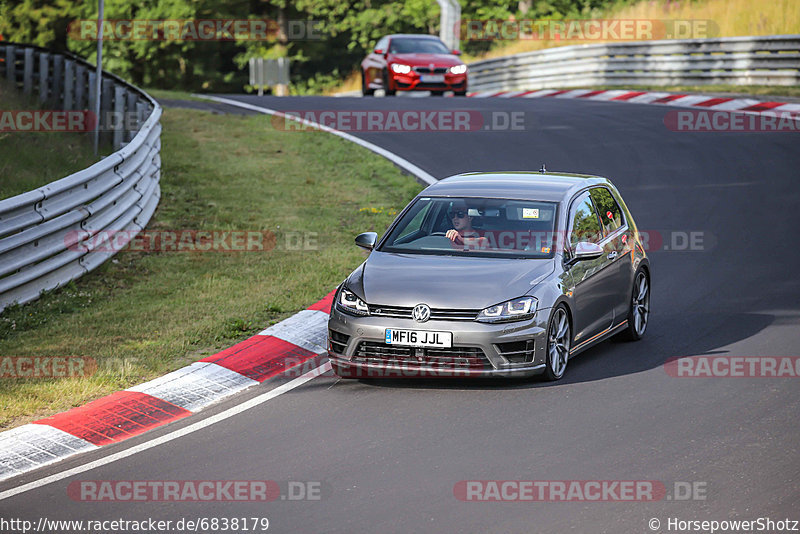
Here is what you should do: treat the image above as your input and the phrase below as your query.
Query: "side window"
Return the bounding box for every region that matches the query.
[375,37,388,52]
[569,192,603,249]
[589,187,624,236]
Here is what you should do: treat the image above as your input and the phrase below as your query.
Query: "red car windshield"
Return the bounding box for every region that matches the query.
[389,38,452,54]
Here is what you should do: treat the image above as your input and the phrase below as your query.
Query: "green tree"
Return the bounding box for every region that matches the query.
[0,0,82,52]
[1,0,616,93]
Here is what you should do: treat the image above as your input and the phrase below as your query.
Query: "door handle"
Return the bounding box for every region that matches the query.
[607,251,617,260]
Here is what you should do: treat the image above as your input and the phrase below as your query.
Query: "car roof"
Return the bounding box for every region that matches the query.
[385,34,443,40]
[420,171,613,202]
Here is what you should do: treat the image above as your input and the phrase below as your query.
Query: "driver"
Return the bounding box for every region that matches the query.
[445,203,486,247]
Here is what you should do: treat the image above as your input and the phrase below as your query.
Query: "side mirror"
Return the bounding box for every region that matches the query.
[373,49,383,55]
[568,242,603,265]
[355,232,378,250]
[452,49,461,55]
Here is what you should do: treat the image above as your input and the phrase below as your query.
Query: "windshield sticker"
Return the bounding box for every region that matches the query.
[522,208,540,219]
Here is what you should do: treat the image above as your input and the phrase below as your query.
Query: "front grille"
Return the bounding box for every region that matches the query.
[414,67,448,74]
[369,305,478,321]
[353,342,490,370]
[328,329,350,355]
[414,82,449,89]
[495,340,535,364]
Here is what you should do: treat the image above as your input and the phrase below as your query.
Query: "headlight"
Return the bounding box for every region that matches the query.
[476,297,537,323]
[337,288,370,316]
[390,63,412,74]
[449,64,467,75]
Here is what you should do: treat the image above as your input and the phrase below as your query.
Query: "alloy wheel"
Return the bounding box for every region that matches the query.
[632,271,650,337]
[546,306,570,380]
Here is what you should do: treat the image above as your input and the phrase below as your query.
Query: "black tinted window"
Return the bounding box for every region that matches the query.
[569,193,603,248]
[389,38,451,54]
[590,187,624,235]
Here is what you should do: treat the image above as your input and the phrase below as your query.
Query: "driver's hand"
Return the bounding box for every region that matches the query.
[446,229,462,244]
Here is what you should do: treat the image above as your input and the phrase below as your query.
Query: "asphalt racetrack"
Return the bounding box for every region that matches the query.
[2,94,799,533]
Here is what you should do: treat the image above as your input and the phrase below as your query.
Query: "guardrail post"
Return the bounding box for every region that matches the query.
[101,78,114,148]
[126,90,139,142]
[39,52,50,104]
[52,55,64,106]
[265,59,276,87]
[275,58,289,96]
[75,64,87,110]
[63,60,75,110]
[4,45,15,82]
[88,70,97,121]
[23,48,34,95]
[113,85,125,150]
[248,57,257,95]
[136,101,147,131]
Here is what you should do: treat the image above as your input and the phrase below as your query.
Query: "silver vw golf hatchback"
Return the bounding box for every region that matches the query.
[327,171,650,380]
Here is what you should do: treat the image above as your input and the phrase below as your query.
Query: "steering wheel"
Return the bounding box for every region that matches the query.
[429,232,448,236]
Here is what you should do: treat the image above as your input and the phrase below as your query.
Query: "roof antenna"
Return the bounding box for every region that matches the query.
[539,164,546,174]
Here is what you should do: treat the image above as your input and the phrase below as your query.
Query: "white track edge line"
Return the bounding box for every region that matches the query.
[0,362,331,501]
[193,95,437,186]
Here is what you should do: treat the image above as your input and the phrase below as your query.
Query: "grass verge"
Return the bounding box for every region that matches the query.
[0,83,97,200]
[144,88,211,103]
[0,106,423,430]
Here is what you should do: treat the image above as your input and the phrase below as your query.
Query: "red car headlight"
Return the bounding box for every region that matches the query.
[390,64,412,74]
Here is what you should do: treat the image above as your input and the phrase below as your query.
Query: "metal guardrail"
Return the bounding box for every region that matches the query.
[248,57,290,96]
[467,35,800,92]
[0,42,162,311]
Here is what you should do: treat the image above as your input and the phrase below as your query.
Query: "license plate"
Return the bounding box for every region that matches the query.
[385,329,452,348]
[420,74,445,83]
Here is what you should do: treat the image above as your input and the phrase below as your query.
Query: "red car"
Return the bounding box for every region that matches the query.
[361,34,468,96]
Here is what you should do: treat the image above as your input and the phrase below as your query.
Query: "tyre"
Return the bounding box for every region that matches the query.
[382,70,396,96]
[618,269,650,341]
[543,305,571,381]
[454,90,467,96]
[361,70,374,96]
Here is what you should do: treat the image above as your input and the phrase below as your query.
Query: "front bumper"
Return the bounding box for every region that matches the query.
[327,304,551,378]
[389,72,467,92]
[328,355,546,378]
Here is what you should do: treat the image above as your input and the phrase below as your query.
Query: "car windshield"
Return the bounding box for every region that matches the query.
[389,38,452,54]
[379,197,558,259]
